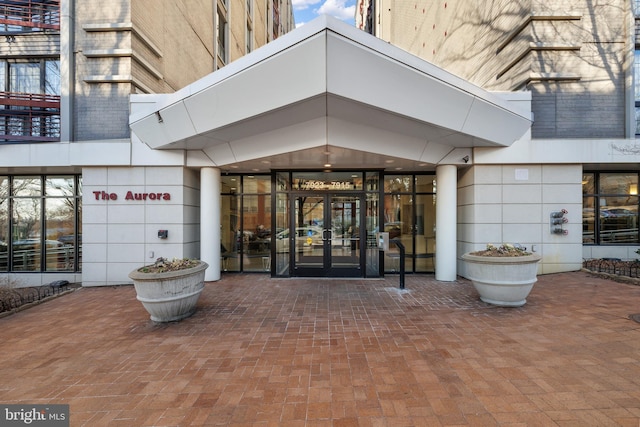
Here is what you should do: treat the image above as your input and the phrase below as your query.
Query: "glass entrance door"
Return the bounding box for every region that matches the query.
[291,194,363,277]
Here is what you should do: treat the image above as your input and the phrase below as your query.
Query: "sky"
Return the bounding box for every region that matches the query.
[292,0,356,27]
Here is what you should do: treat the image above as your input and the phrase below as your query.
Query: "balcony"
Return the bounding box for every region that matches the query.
[0,91,60,142]
[0,0,59,32]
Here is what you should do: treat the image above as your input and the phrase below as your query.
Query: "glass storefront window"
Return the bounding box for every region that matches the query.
[275,193,289,275]
[415,194,436,273]
[0,177,7,272]
[12,198,42,271]
[365,172,379,191]
[585,172,640,244]
[242,194,271,272]
[13,177,41,197]
[416,175,436,193]
[244,175,270,194]
[599,196,639,243]
[221,194,239,272]
[599,173,637,195]
[1,175,81,272]
[276,172,289,192]
[384,175,413,193]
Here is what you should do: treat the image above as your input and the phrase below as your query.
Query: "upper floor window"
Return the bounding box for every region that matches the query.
[0,0,60,33]
[0,59,61,142]
[216,4,228,68]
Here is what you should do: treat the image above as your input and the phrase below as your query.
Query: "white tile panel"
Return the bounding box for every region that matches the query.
[474,184,503,204]
[107,167,145,185]
[542,165,582,183]
[503,204,543,223]
[82,223,107,243]
[502,224,543,245]
[502,184,542,204]
[107,224,145,243]
[474,166,502,184]
[502,165,542,184]
[107,204,145,224]
[474,204,503,223]
[81,263,107,283]
[82,205,108,223]
[107,263,139,283]
[82,243,107,262]
[145,205,185,223]
[541,184,582,204]
[107,244,145,263]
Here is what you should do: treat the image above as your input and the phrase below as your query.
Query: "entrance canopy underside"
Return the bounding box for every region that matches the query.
[130,15,532,172]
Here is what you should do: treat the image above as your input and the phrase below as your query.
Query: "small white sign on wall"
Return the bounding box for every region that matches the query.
[515,169,529,181]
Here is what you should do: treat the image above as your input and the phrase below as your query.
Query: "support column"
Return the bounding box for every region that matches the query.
[435,164,457,281]
[201,167,221,281]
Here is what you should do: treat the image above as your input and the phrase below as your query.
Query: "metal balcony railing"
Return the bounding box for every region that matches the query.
[0,0,59,32]
[0,91,60,142]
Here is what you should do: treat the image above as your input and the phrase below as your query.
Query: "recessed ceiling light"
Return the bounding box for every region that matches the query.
[385,159,395,164]
[324,163,332,168]
[230,165,239,169]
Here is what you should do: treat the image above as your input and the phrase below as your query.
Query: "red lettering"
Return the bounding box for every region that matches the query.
[94,190,117,200]
[121,191,171,201]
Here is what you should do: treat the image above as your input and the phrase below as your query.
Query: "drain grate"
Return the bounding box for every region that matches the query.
[629,314,640,323]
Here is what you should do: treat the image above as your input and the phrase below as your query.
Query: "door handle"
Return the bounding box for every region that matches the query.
[322,229,332,241]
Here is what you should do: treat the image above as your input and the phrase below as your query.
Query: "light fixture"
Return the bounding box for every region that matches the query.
[155,111,163,123]
[630,184,638,195]
[462,155,470,163]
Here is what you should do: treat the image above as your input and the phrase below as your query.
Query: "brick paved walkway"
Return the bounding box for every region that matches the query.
[0,272,639,426]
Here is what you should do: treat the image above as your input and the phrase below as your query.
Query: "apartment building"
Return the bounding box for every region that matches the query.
[356,0,640,274]
[2,0,639,287]
[0,0,294,286]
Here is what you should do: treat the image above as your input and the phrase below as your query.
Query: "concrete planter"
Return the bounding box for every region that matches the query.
[461,253,541,307]
[128,261,208,322]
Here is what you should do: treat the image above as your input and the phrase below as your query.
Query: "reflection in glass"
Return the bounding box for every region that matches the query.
[46,176,75,197]
[415,194,435,273]
[13,177,41,197]
[599,173,638,195]
[12,198,42,271]
[275,193,289,275]
[383,194,414,273]
[384,175,413,193]
[0,177,7,271]
[45,198,75,271]
[582,173,595,195]
[599,196,638,243]
[221,194,240,272]
[243,194,272,272]
[583,196,595,244]
[365,192,379,275]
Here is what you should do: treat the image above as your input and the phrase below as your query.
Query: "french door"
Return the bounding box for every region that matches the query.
[291,193,364,277]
